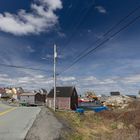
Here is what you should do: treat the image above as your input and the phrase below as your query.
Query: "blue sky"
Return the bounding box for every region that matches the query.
[0,0,140,95]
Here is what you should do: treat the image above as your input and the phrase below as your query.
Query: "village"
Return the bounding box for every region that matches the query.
[0,86,140,140]
[0,86,138,110]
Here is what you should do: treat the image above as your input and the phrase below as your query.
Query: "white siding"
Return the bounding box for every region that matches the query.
[20,95,35,104]
[46,98,54,108]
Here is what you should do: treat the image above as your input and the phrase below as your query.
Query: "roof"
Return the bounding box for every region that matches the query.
[126,95,137,99]
[110,92,120,96]
[20,92,38,96]
[47,86,76,98]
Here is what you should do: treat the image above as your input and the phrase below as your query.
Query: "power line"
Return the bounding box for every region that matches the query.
[60,3,95,54]
[59,5,140,74]
[0,63,48,72]
[70,5,140,63]
[59,15,140,75]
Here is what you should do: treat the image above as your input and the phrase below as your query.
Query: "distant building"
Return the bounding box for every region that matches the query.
[46,86,78,110]
[0,88,6,94]
[0,93,9,98]
[126,95,137,99]
[20,92,46,105]
[0,88,6,98]
[98,94,109,103]
[110,92,120,96]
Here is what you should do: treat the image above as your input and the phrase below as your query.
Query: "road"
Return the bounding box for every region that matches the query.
[25,107,64,140]
[0,101,41,140]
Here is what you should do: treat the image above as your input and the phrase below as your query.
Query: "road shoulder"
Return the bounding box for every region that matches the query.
[25,107,65,140]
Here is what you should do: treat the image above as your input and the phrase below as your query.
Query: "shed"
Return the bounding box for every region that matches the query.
[46,86,78,110]
[20,92,46,105]
[110,92,120,96]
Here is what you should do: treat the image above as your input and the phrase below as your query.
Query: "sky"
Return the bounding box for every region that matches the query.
[0,0,140,95]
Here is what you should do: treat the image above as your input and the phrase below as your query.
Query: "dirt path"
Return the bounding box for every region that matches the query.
[25,107,64,140]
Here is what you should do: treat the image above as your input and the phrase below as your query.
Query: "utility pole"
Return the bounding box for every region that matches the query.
[54,44,57,111]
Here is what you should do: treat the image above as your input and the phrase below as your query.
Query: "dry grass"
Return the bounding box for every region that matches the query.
[55,101,140,140]
[56,111,113,140]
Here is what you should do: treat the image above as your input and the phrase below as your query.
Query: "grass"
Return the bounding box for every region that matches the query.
[110,122,118,130]
[56,111,112,140]
[55,105,140,140]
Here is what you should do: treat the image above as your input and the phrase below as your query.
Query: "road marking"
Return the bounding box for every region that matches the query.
[0,107,17,117]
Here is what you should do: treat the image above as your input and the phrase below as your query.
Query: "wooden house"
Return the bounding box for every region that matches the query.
[46,86,78,110]
[20,92,46,105]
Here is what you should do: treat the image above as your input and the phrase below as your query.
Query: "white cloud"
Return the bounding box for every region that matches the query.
[95,6,107,14]
[59,76,76,82]
[0,74,8,77]
[27,46,35,53]
[70,75,140,95]
[0,71,140,95]
[46,54,53,58]
[84,76,97,81]
[41,53,65,60]
[0,72,77,91]
[57,31,66,38]
[81,76,116,85]
[121,74,140,84]
[0,0,62,35]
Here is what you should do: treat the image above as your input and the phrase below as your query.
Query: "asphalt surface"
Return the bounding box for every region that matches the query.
[0,101,41,140]
[0,101,12,112]
[25,107,64,140]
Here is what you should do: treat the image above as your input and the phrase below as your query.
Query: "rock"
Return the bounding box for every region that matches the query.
[117,122,124,129]
[129,124,134,129]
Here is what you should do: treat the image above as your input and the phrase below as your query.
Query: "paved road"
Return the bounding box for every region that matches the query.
[0,101,12,112]
[0,101,41,140]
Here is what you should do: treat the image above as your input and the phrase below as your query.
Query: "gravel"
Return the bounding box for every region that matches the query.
[25,107,64,140]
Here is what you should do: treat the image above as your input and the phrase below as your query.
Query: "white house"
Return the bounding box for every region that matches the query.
[20,92,46,105]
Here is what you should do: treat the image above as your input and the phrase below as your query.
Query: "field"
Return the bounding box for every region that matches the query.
[56,101,140,140]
